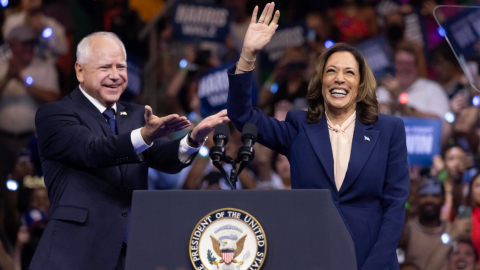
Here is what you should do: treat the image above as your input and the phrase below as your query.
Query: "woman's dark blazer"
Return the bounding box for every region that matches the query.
[227,66,410,270]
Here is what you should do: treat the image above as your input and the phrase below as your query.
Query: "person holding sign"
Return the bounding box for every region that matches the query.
[226,2,409,270]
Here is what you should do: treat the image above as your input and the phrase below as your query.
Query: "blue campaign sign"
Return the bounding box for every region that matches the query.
[198,63,258,117]
[171,2,233,42]
[402,117,443,166]
[441,4,480,60]
[259,22,308,68]
[356,36,394,80]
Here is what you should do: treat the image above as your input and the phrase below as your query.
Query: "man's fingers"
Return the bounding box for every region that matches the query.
[165,116,189,126]
[215,109,228,117]
[160,114,181,124]
[144,105,153,120]
[263,2,275,25]
[169,121,191,132]
[205,117,230,131]
[219,116,230,123]
[251,5,258,24]
[172,123,192,132]
[162,121,191,134]
[258,3,270,23]
[269,10,280,26]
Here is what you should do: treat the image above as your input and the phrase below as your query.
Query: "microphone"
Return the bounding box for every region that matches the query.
[241,123,257,148]
[214,124,230,147]
[209,124,234,189]
[209,124,229,163]
[237,123,257,174]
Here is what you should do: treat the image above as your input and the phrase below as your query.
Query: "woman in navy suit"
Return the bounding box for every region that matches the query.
[227,3,410,270]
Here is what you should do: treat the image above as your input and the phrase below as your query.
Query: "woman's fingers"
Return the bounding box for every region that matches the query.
[250,5,258,24]
[263,2,275,25]
[269,10,280,27]
[257,3,270,24]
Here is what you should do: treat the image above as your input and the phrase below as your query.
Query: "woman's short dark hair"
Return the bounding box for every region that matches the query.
[441,143,465,159]
[306,43,378,124]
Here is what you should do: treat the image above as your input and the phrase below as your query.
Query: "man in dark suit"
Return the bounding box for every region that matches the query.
[29,32,228,270]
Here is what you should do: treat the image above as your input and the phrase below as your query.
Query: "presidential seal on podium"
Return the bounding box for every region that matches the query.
[189,208,267,270]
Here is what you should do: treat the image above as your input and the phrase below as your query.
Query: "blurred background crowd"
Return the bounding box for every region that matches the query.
[0,0,479,269]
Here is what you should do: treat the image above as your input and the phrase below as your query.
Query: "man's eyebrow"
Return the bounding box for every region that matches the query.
[97,62,127,67]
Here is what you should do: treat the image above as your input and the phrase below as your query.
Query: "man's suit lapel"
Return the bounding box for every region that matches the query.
[115,102,131,135]
[339,119,379,195]
[115,102,132,177]
[303,116,336,189]
[70,88,130,184]
[70,88,112,136]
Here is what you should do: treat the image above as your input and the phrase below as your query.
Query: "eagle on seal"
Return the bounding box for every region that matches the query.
[210,234,247,266]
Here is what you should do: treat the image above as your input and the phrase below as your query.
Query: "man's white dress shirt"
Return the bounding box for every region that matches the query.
[79,86,200,163]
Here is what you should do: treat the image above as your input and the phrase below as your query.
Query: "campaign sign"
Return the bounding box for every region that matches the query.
[441,4,480,60]
[356,36,394,80]
[403,10,428,52]
[171,2,232,42]
[402,117,442,166]
[259,22,308,68]
[198,63,258,117]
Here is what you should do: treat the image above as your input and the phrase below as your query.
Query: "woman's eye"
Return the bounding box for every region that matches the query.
[327,69,334,73]
[347,71,354,75]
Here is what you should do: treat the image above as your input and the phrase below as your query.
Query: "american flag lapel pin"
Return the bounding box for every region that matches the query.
[120,111,127,116]
[364,136,370,142]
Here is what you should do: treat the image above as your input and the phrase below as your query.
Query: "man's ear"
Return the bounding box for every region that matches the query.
[75,62,84,83]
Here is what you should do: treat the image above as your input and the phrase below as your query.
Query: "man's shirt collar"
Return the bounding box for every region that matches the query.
[79,85,117,114]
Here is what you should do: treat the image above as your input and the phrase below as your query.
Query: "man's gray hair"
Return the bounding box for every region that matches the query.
[76,32,127,64]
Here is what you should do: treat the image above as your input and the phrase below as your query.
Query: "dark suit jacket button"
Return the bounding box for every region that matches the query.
[122,211,127,217]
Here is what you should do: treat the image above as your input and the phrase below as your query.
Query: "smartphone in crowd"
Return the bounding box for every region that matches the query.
[458,205,472,219]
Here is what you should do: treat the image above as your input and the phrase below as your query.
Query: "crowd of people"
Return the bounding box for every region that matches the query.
[0,0,479,269]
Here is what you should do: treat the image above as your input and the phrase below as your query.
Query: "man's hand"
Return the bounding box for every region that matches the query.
[16,226,30,247]
[451,217,472,239]
[450,94,468,114]
[6,58,21,81]
[141,105,191,145]
[430,155,444,177]
[190,110,229,146]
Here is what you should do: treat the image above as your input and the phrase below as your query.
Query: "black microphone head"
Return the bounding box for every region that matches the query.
[241,123,257,145]
[213,124,230,144]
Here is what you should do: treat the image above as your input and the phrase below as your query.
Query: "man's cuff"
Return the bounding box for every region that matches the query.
[131,128,153,154]
[178,135,202,163]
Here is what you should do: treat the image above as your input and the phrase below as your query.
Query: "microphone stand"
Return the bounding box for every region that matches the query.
[212,150,253,190]
[211,155,242,190]
[210,124,256,190]
[227,157,238,190]
[210,145,237,190]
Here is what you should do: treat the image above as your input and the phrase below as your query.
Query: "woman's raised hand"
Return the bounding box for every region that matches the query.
[242,2,280,58]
